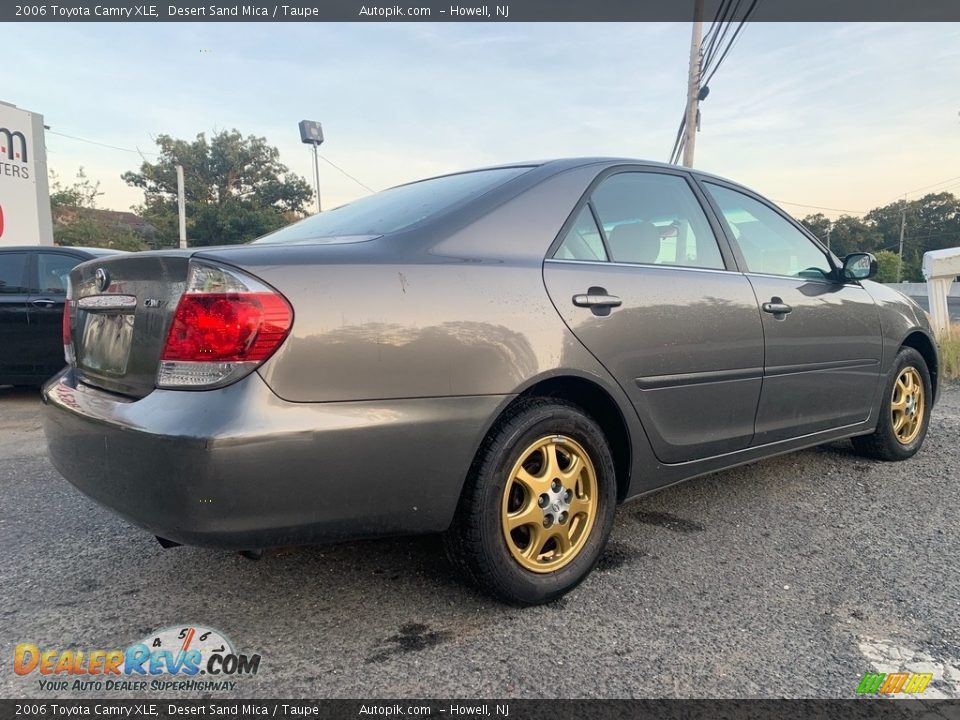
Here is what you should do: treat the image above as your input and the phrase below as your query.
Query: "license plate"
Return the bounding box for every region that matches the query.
[80,312,135,376]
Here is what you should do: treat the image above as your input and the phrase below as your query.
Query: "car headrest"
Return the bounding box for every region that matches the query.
[608,222,661,265]
[45,271,65,292]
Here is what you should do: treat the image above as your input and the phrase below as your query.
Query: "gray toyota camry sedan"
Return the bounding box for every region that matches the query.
[43,158,939,605]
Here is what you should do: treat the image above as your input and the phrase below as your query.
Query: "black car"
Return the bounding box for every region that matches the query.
[0,245,125,387]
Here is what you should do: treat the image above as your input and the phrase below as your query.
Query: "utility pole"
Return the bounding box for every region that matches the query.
[682,0,705,168]
[176,164,187,249]
[897,201,907,282]
[826,224,831,253]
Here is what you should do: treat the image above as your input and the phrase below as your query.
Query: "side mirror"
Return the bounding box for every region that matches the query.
[842,252,878,281]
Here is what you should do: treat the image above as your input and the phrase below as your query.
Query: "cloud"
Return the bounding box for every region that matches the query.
[5,22,958,218]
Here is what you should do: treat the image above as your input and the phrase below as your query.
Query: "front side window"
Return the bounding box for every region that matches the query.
[588,172,726,270]
[704,183,833,280]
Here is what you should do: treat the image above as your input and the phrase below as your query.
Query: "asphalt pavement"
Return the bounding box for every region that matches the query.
[1,384,958,699]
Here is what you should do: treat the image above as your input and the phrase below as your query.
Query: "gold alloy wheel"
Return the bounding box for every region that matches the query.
[501,435,598,573]
[892,366,925,445]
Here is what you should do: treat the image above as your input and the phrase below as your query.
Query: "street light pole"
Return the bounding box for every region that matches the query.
[176,164,187,249]
[311,142,321,213]
[299,120,324,215]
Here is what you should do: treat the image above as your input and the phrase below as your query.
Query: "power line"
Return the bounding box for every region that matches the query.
[774,200,867,214]
[316,153,376,193]
[777,178,960,219]
[701,0,729,44]
[896,174,960,199]
[701,0,736,72]
[874,175,960,210]
[898,230,960,243]
[47,129,160,156]
[702,0,740,73]
[701,0,759,87]
[670,0,760,166]
[48,127,378,195]
[668,114,687,165]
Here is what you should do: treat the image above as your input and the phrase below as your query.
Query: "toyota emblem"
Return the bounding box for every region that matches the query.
[95,268,110,292]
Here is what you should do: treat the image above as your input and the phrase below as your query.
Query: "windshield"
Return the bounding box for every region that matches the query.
[252,166,533,244]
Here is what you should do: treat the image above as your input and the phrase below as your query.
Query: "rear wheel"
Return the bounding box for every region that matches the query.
[852,347,932,461]
[445,398,616,605]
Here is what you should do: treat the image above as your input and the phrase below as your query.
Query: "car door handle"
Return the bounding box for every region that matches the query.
[573,291,622,308]
[761,299,793,315]
[31,298,58,308]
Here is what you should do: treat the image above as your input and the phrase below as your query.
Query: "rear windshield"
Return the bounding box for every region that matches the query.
[252,166,532,244]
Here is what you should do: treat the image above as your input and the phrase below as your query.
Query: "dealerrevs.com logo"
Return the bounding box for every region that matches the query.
[14,625,261,693]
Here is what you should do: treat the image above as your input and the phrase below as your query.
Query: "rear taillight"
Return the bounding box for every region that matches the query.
[157,262,293,389]
[62,280,75,366]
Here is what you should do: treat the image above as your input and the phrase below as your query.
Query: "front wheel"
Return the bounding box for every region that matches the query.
[444,398,617,605]
[852,346,932,461]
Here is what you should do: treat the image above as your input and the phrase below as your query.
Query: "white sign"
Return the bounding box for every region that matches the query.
[0,101,53,246]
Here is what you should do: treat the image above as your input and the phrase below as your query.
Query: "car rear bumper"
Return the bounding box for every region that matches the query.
[42,369,506,549]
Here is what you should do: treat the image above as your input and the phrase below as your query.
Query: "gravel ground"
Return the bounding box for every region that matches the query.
[1,383,958,699]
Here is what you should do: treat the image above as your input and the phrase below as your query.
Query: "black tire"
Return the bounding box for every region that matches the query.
[851,347,932,461]
[444,397,617,605]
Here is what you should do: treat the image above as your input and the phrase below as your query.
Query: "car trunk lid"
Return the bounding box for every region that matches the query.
[68,252,192,398]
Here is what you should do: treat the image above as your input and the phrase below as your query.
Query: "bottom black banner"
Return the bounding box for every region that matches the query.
[2,700,960,720]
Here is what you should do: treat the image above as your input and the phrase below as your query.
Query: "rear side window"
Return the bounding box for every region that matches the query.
[0,253,28,294]
[555,206,608,261]
[588,173,725,270]
[34,253,78,294]
[253,167,532,244]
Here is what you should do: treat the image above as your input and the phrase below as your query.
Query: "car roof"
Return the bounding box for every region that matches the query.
[440,157,690,174]
[0,246,126,255]
[404,157,740,190]
[529,158,763,200]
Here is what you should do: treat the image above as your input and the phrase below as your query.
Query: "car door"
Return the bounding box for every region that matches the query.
[700,180,882,444]
[26,251,81,378]
[0,251,32,380]
[543,168,765,464]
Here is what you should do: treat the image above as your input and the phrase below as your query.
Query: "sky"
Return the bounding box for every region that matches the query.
[5,22,960,219]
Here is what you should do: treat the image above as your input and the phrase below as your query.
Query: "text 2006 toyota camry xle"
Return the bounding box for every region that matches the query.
[44,158,939,605]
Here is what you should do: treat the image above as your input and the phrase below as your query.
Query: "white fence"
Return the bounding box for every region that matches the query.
[881,282,960,297]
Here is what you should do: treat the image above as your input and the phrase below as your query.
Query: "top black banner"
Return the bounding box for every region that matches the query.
[5,0,960,22]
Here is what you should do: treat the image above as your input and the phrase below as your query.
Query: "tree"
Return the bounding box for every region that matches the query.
[50,167,99,211]
[800,213,832,245]
[123,130,313,247]
[49,168,148,251]
[800,213,877,258]
[829,215,880,257]
[797,192,960,282]
[865,193,960,281]
[873,250,901,284]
